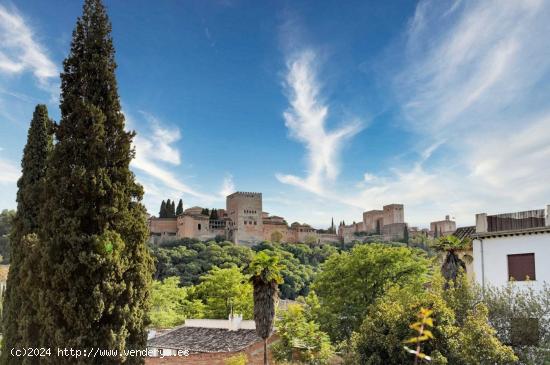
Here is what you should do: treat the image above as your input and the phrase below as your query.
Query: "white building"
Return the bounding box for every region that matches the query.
[472,205,550,291]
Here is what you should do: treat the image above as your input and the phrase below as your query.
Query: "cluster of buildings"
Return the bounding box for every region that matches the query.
[148,191,462,246]
[148,192,340,246]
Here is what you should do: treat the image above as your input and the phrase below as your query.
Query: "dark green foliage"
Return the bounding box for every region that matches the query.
[165,199,175,218]
[0,209,15,263]
[1,105,53,364]
[159,200,167,218]
[169,200,176,218]
[201,208,209,216]
[151,240,338,300]
[151,239,254,287]
[36,1,153,363]
[209,208,218,220]
[175,199,183,216]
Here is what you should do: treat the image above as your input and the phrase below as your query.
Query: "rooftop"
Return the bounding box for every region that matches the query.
[147,326,260,353]
[453,226,476,240]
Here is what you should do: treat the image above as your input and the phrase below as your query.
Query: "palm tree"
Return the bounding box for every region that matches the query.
[433,235,472,284]
[249,252,284,365]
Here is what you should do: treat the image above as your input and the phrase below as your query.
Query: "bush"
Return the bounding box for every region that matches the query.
[346,274,517,365]
[272,304,333,364]
[482,283,550,364]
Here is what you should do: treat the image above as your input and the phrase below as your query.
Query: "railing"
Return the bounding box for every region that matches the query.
[487,209,545,232]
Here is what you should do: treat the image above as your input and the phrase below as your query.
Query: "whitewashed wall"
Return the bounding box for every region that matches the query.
[473,233,550,291]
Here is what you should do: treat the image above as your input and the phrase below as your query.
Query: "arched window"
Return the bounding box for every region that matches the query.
[198,223,202,230]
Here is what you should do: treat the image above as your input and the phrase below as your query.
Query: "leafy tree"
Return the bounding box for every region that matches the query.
[201,208,209,216]
[38,0,154,363]
[312,243,430,342]
[0,209,16,263]
[348,274,517,365]
[149,277,204,328]
[249,251,284,365]
[272,304,334,364]
[159,200,167,218]
[193,266,253,319]
[432,235,471,284]
[1,105,53,363]
[210,208,219,220]
[176,199,183,216]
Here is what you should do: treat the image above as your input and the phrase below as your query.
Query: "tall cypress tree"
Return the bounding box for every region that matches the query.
[159,200,166,218]
[175,199,183,216]
[165,199,172,218]
[38,1,153,363]
[169,200,176,218]
[1,105,53,364]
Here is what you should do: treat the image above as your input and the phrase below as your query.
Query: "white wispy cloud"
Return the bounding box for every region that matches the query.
[219,174,235,198]
[277,0,550,227]
[0,4,58,87]
[276,50,363,194]
[0,157,19,183]
[359,0,550,225]
[128,111,215,203]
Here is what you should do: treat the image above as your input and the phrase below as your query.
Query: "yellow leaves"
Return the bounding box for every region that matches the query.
[403,307,435,361]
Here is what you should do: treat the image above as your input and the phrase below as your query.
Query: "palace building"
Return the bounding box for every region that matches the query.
[148,192,340,246]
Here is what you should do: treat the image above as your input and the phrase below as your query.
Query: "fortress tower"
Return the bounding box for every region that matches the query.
[226,192,263,246]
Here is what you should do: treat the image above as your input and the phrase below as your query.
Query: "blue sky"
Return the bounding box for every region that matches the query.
[1,0,550,229]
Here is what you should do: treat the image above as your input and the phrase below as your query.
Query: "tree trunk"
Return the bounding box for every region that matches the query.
[264,338,268,365]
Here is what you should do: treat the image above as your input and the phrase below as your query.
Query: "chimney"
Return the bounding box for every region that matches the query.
[228,314,243,331]
[476,213,488,233]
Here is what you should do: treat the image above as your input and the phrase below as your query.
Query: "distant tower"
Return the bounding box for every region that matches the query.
[226,192,263,246]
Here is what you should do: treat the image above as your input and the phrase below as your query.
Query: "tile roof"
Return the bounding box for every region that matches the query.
[453,226,476,240]
[147,327,261,353]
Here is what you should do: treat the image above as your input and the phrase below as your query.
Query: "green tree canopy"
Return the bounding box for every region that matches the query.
[312,243,430,342]
[272,304,334,364]
[193,266,253,319]
[149,277,204,329]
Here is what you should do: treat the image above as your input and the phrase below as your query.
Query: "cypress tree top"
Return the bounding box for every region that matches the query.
[14,104,53,234]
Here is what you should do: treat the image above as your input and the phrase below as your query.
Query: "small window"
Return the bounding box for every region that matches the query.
[507,253,535,281]
[254,221,257,225]
[198,223,201,230]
